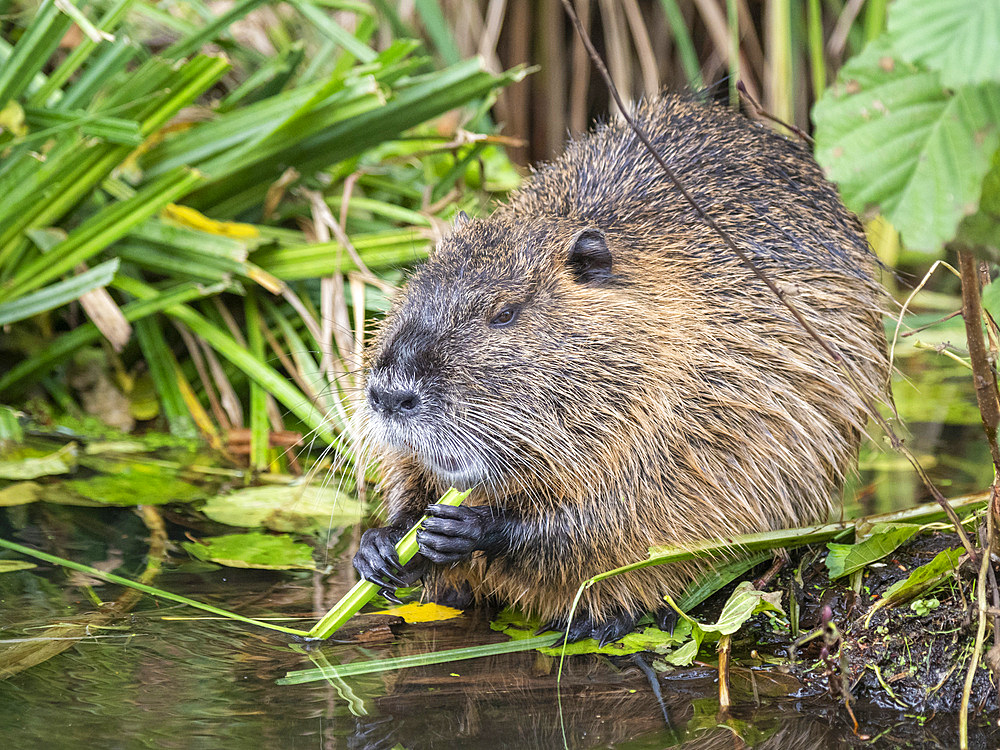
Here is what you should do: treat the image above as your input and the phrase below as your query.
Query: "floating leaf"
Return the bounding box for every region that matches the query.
[374,602,463,624]
[825,523,920,579]
[0,560,36,573]
[65,469,202,506]
[0,481,43,507]
[662,638,700,667]
[201,485,364,534]
[0,443,77,480]
[814,40,1000,252]
[182,532,315,570]
[888,0,1000,87]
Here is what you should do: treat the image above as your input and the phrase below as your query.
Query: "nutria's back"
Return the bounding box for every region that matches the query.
[355,93,889,640]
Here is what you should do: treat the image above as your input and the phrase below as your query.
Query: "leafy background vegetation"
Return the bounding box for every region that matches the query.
[0,0,996,487]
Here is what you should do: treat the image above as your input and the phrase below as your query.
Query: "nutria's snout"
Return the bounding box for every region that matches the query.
[364,361,488,491]
[366,381,422,419]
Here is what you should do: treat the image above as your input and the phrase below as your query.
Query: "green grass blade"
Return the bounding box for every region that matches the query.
[56,37,139,111]
[807,0,826,97]
[412,0,461,65]
[27,0,137,107]
[134,317,197,437]
[0,168,204,304]
[0,0,72,104]
[0,258,119,326]
[111,276,334,444]
[0,280,228,398]
[658,0,703,90]
[292,0,377,63]
[162,0,270,60]
[279,634,562,683]
[245,293,270,470]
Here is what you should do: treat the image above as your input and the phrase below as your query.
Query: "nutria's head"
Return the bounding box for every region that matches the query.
[359,214,669,495]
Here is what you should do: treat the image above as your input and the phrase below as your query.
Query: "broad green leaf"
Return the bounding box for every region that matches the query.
[880,547,964,605]
[0,443,77,480]
[888,0,1000,87]
[813,40,1000,252]
[824,522,920,579]
[863,547,964,626]
[182,532,316,570]
[957,148,1000,252]
[662,638,700,667]
[682,581,785,639]
[201,483,364,534]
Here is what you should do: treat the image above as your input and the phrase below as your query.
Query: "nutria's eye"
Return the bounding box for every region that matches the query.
[490,305,519,328]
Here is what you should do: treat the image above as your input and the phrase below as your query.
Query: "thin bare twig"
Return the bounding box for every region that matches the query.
[958,249,1000,471]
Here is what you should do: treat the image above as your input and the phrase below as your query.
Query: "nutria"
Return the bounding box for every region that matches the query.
[352,93,890,643]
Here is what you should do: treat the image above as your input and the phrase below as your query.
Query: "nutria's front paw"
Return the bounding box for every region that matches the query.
[353,526,428,603]
[538,609,640,647]
[417,504,500,564]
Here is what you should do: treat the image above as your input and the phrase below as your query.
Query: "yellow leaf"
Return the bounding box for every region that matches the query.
[163,203,260,240]
[373,602,463,623]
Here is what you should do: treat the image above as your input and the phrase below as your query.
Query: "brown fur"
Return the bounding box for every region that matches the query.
[357,94,890,625]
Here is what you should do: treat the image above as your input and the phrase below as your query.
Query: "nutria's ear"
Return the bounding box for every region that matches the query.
[567,228,613,284]
[454,210,471,230]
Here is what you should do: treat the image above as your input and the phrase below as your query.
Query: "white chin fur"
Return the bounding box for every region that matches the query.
[366,412,486,490]
[418,451,486,490]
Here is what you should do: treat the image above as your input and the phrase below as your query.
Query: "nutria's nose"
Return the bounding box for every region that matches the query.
[368,384,421,418]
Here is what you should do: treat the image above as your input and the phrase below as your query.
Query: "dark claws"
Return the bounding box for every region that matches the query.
[655,607,678,635]
[536,619,562,636]
[354,525,426,592]
[539,610,641,645]
[378,587,403,605]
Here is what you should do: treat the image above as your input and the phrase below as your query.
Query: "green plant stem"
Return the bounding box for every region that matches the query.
[0,536,312,638]
[589,491,987,585]
[307,487,471,639]
[278,633,561,683]
[807,0,825,97]
[658,0,702,90]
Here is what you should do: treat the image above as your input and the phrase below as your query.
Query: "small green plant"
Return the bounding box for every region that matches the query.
[909,597,941,617]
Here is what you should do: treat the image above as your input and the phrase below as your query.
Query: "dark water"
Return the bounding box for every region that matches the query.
[1,358,998,749]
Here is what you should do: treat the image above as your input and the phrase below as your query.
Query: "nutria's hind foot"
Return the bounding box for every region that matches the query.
[655,607,678,635]
[427,579,475,610]
[538,609,640,647]
[354,526,428,603]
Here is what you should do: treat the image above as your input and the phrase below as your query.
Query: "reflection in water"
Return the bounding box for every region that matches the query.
[0,358,997,748]
[0,548,998,748]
